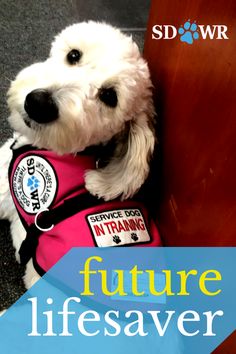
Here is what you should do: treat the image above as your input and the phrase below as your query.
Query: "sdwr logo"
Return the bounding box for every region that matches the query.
[152,20,228,45]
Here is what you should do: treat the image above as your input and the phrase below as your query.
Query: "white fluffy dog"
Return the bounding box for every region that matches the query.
[0,23,184,353]
[0,22,155,289]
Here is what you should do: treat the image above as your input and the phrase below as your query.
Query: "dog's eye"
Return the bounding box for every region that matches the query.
[98,87,118,108]
[67,49,82,65]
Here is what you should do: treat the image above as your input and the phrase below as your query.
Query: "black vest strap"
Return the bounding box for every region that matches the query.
[19,192,104,266]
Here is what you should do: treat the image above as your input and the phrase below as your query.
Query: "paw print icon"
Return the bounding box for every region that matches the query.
[27,176,40,191]
[113,235,121,244]
[178,21,199,44]
[131,233,139,241]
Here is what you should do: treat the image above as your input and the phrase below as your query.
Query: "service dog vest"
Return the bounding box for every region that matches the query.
[8,144,162,275]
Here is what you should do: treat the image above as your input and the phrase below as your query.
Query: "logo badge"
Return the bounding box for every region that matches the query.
[152,20,228,44]
[12,155,57,214]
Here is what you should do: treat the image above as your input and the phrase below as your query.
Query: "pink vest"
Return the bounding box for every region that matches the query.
[9,144,162,275]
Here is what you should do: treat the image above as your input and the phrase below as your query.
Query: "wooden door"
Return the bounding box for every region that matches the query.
[144,0,236,245]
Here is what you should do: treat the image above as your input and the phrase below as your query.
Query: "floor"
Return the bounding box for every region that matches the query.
[0,0,151,310]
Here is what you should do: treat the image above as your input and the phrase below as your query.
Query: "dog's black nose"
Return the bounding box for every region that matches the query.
[24,89,58,124]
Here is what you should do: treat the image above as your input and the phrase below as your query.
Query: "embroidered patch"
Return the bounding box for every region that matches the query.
[86,208,151,247]
[12,155,57,214]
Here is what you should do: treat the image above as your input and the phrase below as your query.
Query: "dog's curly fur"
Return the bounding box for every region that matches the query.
[0,21,155,289]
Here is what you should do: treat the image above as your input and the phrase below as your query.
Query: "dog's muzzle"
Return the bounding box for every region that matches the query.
[24,89,58,124]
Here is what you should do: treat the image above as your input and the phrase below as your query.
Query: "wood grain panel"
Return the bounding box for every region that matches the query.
[144,0,236,245]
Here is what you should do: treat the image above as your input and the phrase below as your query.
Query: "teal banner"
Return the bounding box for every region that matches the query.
[0,248,235,354]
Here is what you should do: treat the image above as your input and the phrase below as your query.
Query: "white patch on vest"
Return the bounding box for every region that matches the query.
[87,208,151,247]
[12,155,57,214]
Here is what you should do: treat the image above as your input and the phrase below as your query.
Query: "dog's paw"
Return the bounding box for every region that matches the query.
[24,259,41,289]
[85,169,124,201]
[0,309,6,317]
[15,250,21,263]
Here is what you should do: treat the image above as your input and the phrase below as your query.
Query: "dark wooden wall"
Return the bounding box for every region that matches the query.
[144,0,236,245]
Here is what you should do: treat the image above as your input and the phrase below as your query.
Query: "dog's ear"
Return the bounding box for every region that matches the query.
[85,99,156,201]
